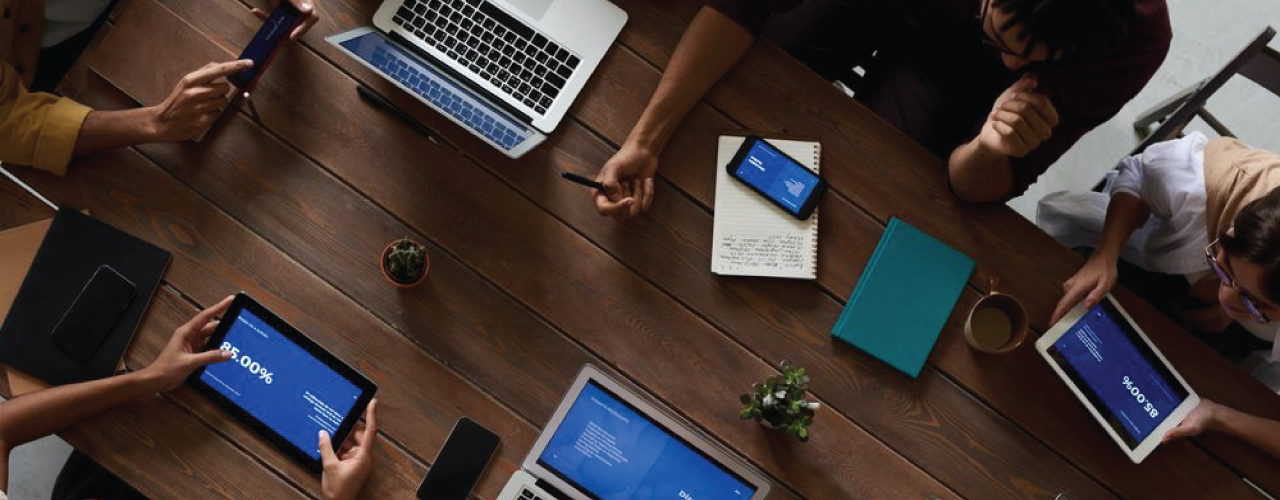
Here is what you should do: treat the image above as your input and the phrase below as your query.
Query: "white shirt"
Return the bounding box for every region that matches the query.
[42,0,112,48]
[1038,132,1280,354]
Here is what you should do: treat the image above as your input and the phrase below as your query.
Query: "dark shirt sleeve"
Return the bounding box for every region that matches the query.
[1005,1,1172,200]
[704,0,803,34]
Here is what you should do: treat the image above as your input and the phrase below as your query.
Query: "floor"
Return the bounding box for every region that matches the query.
[1008,0,1280,219]
[7,0,1280,498]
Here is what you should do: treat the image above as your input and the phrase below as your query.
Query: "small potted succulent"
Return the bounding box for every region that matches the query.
[380,237,429,288]
[739,361,819,442]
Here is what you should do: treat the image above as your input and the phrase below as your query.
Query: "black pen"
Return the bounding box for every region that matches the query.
[357,84,439,144]
[560,171,606,191]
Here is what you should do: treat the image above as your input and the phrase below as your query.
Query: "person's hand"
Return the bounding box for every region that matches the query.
[320,399,378,500]
[141,295,235,392]
[146,60,252,142]
[1050,253,1119,324]
[976,73,1059,159]
[594,142,659,221]
[1163,399,1225,443]
[252,0,321,40]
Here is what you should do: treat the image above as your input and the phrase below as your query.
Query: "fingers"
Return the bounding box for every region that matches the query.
[186,81,232,101]
[627,181,642,218]
[200,320,220,337]
[1051,280,1090,324]
[318,430,340,467]
[185,60,253,87]
[362,399,379,445]
[1014,91,1058,125]
[290,0,320,40]
[183,295,235,333]
[1012,72,1038,93]
[189,348,234,368]
[1085,281,1109,309]
[251,7,268,20]
[594,189,634,217]
[997,101,1052,140]
[991,110,1035,145]
[990,120,1028,154]
[640,178,655,212]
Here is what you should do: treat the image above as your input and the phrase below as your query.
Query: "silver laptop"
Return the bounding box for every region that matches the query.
[501,365,772,500]
[328,0,626,158]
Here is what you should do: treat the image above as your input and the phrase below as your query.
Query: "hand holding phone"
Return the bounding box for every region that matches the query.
[726,136,828,220]
[229,2,306,92]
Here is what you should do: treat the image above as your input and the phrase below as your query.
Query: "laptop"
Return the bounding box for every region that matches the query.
[327,0,627,158]
[500,365,772,500]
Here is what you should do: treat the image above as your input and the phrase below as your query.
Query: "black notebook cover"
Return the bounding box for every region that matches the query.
[0,209,171,385]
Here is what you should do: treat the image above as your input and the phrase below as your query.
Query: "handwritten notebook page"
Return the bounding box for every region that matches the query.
[711,136,819,279]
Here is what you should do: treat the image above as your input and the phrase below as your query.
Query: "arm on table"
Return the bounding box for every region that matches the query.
[0,296,235,491]
[1049,192,1150,323]
[594,6,756,219]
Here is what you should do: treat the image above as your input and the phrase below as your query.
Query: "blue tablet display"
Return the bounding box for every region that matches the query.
[198,308,363,460]
[538,381,755,500]
[734,140,818,215]
[1048,301,1189,447]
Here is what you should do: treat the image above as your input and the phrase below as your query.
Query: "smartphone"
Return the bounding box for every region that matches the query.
[416,418,501,500]
[51,265,137,362]
[726,136,828,220]
[228,2,304,91]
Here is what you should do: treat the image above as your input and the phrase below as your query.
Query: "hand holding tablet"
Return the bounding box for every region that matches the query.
[1037,294,1200,463]
[187,293,377,472]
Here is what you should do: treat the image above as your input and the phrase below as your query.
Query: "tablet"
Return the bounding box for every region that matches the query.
[1036,294,1199,463]
[188,293,377,472]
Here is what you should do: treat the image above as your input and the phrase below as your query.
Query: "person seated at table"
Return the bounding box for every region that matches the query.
[590,0,1171,217]
[0,296,378,500]
[0,0,320,178]
[1042,134,1280,458]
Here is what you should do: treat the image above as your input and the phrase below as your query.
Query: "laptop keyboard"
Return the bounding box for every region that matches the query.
[368,44,527,149]
[519,487,546,500]
[392,0,582,115]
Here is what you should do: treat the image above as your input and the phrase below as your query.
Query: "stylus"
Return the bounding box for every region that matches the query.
[560,171,606,191]
[357,84,439,145]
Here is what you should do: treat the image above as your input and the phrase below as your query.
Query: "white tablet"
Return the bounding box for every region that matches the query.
[1036,294,1200,463]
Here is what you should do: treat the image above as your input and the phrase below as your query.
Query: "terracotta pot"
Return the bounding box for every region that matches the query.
[380,240,429,288]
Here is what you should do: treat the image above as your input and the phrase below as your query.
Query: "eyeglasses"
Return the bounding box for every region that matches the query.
[1205,238,1270,324]
[978,0,1020,57]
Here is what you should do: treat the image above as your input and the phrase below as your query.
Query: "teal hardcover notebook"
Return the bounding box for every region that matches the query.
[831,217,975,378]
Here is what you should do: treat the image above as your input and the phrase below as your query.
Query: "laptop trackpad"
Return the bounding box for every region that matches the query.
[501,0,552,20]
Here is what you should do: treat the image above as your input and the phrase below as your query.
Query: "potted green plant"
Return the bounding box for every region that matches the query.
[380,237,429,288]
[739,361,819,442]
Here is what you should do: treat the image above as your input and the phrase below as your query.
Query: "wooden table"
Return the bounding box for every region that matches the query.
[4,0,1280,498]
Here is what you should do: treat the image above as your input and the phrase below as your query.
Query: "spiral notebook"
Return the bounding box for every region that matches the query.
[711,134,820,279]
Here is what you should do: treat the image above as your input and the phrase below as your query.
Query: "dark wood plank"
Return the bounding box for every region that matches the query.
[0,183,319,500]
[74,2,965,499]
[9,145,539,499]
[602,0,1280,494]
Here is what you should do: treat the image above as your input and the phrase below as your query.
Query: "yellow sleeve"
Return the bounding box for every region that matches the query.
[0,62,91,176]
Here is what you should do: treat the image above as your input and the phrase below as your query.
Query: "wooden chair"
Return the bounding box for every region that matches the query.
[1131,26,1279,154]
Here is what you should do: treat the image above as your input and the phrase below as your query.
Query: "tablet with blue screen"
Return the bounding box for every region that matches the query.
[1036,294,1199,463]
[188,293,377,472]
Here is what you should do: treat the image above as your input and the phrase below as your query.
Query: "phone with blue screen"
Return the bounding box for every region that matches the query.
[228,2,303,90]
[726,136,827,220]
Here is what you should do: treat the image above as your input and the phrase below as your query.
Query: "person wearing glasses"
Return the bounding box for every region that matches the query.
[589,0,1170,218]
[1041,132,1280,456]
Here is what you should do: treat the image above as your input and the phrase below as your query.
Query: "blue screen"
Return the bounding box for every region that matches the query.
[1048,301,1189,447]
[199,309,363,460]
[538,382,755,500]
[733,140,818,215]
[229,4,299,88]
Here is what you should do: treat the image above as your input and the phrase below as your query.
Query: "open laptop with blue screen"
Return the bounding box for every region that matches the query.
[327,0,626,158]
[502,365,771,500]
[1036,294,1200,463]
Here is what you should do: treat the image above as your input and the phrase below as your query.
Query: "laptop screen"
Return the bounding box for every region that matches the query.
[537,381,757,500]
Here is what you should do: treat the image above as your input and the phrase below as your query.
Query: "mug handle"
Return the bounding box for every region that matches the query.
[988,276,1000,296]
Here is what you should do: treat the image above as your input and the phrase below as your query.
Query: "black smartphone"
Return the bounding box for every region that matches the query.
[726,135,828,220]
[51,265,137,362]
[416,418,501,500]
[228,2,304,91]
